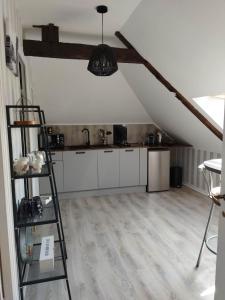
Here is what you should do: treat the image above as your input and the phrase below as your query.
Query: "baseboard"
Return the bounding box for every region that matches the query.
[183,183,207,196]
[59,186,146,200]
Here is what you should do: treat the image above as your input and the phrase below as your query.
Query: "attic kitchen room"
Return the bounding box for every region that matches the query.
[2,1,225,300]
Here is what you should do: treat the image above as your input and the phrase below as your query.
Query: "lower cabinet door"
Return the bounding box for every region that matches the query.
[98,149,119,188]
[39,160,64,194]
[119,148,140,187]
[63,150,98,192]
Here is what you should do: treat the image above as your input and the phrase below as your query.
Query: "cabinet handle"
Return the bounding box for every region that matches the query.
[52,162,56,165]
[51,152,56,156]
[125,149,134,152]
[76,151,86,154]
[104,150,113,153]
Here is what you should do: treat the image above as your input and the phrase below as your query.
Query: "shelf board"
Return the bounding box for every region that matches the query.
[22,241,66,286]
[9,124,44,128]
[13,165,50,179]
[16,202,58,228]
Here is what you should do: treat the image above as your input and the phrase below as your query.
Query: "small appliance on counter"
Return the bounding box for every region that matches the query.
[113,125,128,145]
[146,133,156,146]
[156,131,162,144]
[145,131,163,146]
[38,132,64,149]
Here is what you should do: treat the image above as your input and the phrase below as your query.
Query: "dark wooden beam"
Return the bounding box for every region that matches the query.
[23,40,143,64]
[33,24,59,42]
[115,31,223,141]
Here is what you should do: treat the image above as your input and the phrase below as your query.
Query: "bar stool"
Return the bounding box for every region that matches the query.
[196,164,222,268]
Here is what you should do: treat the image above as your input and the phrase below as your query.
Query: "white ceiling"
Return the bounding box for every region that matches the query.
[16,0,142,36]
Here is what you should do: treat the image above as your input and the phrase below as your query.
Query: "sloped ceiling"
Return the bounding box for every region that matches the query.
[120,0,225,152]
[121,64,221,152]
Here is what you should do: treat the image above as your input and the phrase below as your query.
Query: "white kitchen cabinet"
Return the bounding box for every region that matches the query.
[140,148,147,186]
[63,150,98,191]
[119,148,140,187]
[50,151,63,161]
[98,149,119,188]
[39,160,64,194]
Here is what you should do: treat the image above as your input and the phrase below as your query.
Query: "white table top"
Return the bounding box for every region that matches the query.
[203,158,222,174]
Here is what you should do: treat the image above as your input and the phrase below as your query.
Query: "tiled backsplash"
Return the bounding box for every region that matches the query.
[51,124,158,146]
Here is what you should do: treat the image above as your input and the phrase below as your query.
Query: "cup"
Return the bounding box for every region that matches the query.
[13,157,29,175]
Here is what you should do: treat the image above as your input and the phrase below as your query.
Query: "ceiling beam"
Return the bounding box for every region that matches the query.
[115,31,223,141]
[23,40,143,64]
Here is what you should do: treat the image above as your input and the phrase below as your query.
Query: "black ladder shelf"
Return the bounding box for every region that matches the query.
[6,105,72,300]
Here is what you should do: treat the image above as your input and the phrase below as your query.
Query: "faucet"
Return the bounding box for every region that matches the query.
[82,128,90,146]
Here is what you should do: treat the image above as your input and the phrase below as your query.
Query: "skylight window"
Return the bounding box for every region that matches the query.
[193,96,224,129]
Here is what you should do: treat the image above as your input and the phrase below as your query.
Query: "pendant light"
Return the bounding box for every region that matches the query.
[87,5,118,76]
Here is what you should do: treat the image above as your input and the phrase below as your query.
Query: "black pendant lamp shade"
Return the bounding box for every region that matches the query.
[87,5,118,76]
[87,44,118,76]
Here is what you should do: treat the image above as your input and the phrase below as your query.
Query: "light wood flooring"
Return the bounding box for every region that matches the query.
[26,187,218,300]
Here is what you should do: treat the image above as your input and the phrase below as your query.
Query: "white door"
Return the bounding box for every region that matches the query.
[64,150,98,191]
[39,160,64,194]
[119,148,140,187]
[98,149,119,188]
[215,125,225,299]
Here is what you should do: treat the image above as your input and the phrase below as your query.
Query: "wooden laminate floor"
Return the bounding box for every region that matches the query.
[26,187,218,300]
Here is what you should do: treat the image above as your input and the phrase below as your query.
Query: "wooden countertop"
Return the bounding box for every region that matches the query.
[48,143,192,152]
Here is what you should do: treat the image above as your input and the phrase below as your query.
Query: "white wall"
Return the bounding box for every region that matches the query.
[120,0,225,152]
[0,0,33,299]
[171,146,221,194]
[29,58,152,125]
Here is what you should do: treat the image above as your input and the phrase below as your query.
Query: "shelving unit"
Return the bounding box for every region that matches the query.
[6,105,71,300]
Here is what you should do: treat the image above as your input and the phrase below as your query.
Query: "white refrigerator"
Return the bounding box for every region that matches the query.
[147,149,170,192]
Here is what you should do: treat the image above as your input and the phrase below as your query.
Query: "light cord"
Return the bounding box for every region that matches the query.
[102,13,104,44]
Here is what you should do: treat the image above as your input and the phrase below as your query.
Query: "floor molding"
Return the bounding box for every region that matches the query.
[183,183,207,196]
[59,186,146,200]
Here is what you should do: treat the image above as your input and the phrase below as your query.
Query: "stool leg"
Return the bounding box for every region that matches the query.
[196,201,214,268]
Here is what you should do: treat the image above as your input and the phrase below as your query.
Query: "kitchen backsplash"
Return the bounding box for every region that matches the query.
[51,124,158,146]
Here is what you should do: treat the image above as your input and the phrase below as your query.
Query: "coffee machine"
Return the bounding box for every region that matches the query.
[113,125,128,145]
